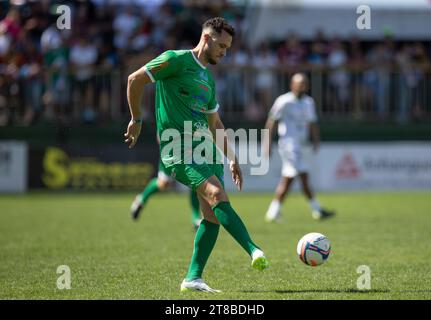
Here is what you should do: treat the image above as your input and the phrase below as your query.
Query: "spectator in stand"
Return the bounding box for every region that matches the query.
[0,7,21,41]
[312,28,330,57]
[0,23,12,125]
[0,8,23,125]
[113,5,140,53]
[410,42,431,120]
[308,41,326,68]
[224,41,250,112]
[138,0,166,17]
[395,43,431,123]
[17,29,43,125]
[327,37,349,114]
[252,42,277,119]
[93,3,115,48]
[364,36,395,119]
[130,13,153,53]
[69,35,98,123]
[41,20,69,123]
[148,2,175,49]
[347,35,367,119]
[277,33,306,69]
[96,41,119,120]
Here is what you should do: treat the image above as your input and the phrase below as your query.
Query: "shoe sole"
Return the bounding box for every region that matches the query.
[180,286,221,293]
[252,256,269,271]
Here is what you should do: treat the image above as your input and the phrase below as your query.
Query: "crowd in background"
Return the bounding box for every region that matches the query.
[0,0,430,126]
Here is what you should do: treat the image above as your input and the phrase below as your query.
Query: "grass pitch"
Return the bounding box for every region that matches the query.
[1,191,430,300]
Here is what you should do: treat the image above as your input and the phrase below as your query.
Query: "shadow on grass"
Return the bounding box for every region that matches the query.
[241,288,390,294]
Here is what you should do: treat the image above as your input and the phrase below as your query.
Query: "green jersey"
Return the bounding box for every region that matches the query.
[144,50,219,167]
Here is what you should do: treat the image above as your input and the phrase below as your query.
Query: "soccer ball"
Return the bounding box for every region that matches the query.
[297,233,331,266]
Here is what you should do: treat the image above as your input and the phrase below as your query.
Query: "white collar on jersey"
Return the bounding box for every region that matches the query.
[190,50,206,69]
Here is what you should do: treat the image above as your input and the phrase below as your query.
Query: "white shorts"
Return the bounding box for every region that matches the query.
[278,145,311,178]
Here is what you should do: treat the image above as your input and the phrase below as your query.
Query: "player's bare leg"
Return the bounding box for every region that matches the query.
[298,172,314,200]
[298,172,335,220]
[265,176,294,222]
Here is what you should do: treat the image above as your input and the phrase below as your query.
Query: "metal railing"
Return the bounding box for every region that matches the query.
[2,65,430,125]
[212,64,431,123]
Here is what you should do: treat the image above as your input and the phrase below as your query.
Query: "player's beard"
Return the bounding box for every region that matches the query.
[208,58,218,65]
[207,53,218,65]
[205,49,219,65]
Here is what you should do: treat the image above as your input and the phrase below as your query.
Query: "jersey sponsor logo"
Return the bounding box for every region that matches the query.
[336,153,361,179]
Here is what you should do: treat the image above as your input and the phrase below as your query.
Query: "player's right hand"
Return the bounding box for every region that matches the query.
[229,161,243,191]
[124,120,142,149]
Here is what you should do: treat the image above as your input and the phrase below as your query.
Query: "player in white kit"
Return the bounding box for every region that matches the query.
[264,73,335,222]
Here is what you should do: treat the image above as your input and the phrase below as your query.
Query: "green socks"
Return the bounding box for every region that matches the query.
[190,191,201,225]
[185,219,220,281]
[185,202,260,280]
[140,178,159,204]
[212,201,259,256]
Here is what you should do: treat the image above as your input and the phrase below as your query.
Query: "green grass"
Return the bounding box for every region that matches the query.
[1,191,431,300]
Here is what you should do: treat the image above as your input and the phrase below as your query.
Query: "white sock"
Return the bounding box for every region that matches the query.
[252,248,265,260]
[309,198,321,212]
[266,199,281,219]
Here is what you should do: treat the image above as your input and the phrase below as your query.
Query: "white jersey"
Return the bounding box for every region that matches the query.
[269,92,317,148]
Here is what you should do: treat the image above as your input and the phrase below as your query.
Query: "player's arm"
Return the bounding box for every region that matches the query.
[264,116,277,158]
[124,67,152,148]
[308,98,320,152]
[125,50,180,149]
[264,96,284,157]
[208,112,243,191]
[310,122,320,152]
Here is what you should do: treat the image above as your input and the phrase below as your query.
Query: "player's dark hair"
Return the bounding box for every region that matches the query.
[202,17,235,37]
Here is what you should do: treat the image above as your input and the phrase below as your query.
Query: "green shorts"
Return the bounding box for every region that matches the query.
[164,162,225,191]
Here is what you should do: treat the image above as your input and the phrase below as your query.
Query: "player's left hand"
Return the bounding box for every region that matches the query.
[230,161,243,191]
[124,120,142,149]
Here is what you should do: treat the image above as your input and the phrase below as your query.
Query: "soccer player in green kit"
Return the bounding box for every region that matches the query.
[124,17,268,293]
